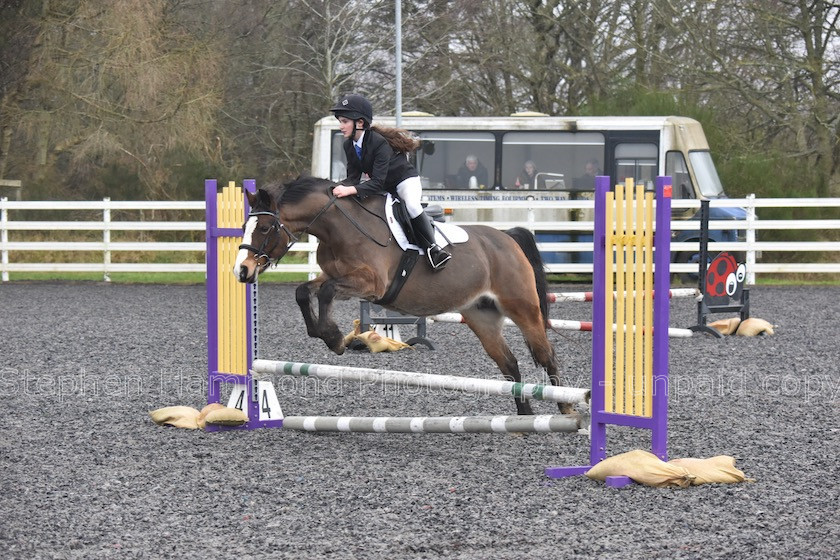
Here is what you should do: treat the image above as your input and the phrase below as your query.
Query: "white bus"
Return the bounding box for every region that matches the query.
[311,113,745,265]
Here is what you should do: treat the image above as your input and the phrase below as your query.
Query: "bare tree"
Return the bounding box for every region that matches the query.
[0,1,43,180]
[213,0,395,177]
[2,0,837,199]
[7,0,224,198]
[403,0,642,115]
[654,0,840,196]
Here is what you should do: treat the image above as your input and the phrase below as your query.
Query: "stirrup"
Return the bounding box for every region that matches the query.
[427,247,451,270]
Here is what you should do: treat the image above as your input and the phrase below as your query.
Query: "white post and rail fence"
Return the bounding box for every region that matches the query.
[1,195,839,283]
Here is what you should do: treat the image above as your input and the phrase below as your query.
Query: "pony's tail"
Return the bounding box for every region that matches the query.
[505,227,550,328]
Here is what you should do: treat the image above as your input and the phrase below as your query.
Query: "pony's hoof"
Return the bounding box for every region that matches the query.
[321,332,347,355]
[516,404,535,416]
[327,341,346,355]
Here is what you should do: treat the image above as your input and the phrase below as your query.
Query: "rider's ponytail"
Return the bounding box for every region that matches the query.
[370,125,420,154]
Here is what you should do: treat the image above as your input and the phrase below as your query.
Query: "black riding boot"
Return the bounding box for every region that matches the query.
[410,214,451,271]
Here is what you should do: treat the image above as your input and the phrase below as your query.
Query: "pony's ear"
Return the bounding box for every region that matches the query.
[247,188,274,211]
[258,188,273,209]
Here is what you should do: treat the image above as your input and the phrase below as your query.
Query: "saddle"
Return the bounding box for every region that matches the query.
[384,194,468,251]
[374,194,469,306]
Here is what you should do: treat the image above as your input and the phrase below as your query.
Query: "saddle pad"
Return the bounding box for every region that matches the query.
[385,194,469,252]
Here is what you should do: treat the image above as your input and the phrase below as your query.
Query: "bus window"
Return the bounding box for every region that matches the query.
[501,131,605,191]
[666,151,694,199]
[615,143,657,186]
[330,132,348,181]
[689,151,726,198]
[414,131,494,189]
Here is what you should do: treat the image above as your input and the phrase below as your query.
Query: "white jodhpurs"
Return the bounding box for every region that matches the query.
[395,176,424,218]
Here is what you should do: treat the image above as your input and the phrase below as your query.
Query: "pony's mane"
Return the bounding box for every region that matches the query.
[276,176,335,206]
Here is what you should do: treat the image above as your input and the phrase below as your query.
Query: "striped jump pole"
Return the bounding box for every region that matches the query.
[548,288,698,303]
[252,360,589,405]
[428,313,693,338]
[282,414,580,433]
[545,176,672,487]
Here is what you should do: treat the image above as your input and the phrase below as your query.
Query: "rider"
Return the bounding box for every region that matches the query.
[329,93,451,271]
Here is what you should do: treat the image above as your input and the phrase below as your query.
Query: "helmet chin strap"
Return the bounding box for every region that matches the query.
[352,122,367,142]
[354,119,366,137]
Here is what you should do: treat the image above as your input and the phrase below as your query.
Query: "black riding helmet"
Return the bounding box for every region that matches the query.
[330,94,373,128]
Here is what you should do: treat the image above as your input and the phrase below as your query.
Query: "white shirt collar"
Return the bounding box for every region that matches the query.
[354,131,365,148]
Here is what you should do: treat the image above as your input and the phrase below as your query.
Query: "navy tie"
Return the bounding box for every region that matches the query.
[355,144,362,160]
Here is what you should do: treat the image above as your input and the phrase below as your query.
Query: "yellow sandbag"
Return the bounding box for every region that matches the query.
[709,317,741,335]
[204,406,249,426]
[343,319,412,352]
[149,406,201,429]
[354,330,412,353]
[668,456,751,484]
[196,403,225,429]
[343,319,363,347]
[586,450,695,488]
[735,318,775,336]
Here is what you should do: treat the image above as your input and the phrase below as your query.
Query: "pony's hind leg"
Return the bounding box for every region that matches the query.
[501,301,575,415]
[460,300,534,415]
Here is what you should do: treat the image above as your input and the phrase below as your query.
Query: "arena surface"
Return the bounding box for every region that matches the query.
[1,282,838,559]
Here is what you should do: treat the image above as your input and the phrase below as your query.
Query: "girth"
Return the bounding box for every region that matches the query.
[372,249,421,306]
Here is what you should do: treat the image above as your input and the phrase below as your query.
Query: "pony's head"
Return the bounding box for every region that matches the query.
[234,186,293,283]
[234,177,334,283]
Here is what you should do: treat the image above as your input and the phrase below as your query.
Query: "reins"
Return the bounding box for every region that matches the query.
[338,195,392,248]
[240,188,391,267]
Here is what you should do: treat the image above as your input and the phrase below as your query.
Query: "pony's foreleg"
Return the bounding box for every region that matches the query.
[460,307,534,416]
[295,278,324,340]
[314,279,347,355]
[294,278,346,354]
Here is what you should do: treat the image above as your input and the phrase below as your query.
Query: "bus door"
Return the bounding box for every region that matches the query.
[606,131,659,188]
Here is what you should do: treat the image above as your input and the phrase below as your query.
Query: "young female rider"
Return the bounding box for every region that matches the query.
[330,94,451,271]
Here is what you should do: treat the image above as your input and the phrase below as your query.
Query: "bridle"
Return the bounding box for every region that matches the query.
[238,210,300,269]
[239,190,391,269]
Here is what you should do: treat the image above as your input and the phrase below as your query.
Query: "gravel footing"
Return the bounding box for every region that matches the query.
[1,282,838,559]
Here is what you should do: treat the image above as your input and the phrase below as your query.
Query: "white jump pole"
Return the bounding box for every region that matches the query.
[252,360,590,405]
[282,414,580,433]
